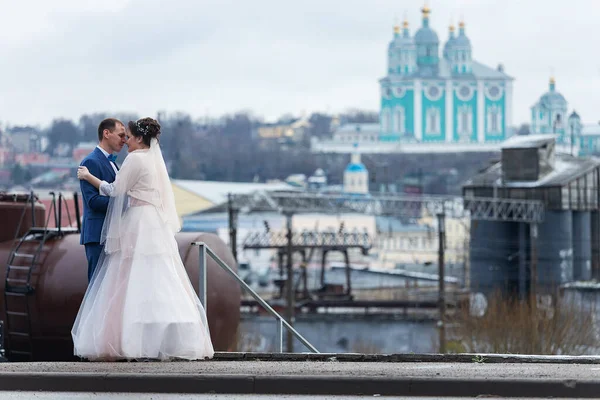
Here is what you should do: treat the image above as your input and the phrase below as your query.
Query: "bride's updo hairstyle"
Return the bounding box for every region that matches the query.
[128,117,161,147]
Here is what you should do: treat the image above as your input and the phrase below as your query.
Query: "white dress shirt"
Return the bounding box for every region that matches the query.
[96,146,119,175]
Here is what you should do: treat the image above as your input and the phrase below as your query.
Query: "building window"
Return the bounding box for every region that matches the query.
[426,107,441,135]
[381,108,391,132]
[486,85,503,100]
[554,113,563,130]
[457,105,473,140]
[426,85,442,101]
[488,105,502,134]
[457,85,473,101]
[395,106,406,134]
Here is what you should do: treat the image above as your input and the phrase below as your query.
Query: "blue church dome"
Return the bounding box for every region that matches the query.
[443,25,456,59]
[346,163,367,172]
[415,5,438,45]
[539,78,567,107]
[391,20,415,48]
[540,92,567,107]
[415,26,439,45]
[415,6,440,46]
[454,22,471,47]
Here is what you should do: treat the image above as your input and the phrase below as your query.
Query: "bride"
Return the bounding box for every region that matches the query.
[72,117,214,361]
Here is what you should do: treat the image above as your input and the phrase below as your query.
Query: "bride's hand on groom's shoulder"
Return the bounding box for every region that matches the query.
[77,166,90,181]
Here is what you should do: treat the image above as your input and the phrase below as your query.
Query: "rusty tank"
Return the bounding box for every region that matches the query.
[0,193,240,361]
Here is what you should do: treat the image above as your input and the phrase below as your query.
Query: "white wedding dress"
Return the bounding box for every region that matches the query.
[72,139,214,361]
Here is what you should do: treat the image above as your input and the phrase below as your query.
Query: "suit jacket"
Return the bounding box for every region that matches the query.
[79,147,118,245]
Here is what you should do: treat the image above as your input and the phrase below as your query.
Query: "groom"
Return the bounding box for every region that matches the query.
[80,118,127,282]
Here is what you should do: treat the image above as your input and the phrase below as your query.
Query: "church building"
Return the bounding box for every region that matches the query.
[379,5,513,144]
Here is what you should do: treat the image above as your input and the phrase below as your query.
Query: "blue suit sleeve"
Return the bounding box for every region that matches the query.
[80,158,110,213]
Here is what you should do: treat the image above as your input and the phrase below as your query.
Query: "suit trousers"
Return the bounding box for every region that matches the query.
[85,243,104,283]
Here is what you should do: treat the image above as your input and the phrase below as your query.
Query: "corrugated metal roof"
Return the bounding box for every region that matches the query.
[464,154,600,188]
[172,179,298,206]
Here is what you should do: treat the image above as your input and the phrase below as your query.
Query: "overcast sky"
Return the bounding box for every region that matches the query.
[1,0,598,128]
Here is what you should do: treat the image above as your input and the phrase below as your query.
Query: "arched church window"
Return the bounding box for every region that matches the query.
[457,105,473,140]
[381,109,391,132]
[554,113,563,130]
[426,107,441,135]
[395,106,406,134]
[488,105,502,134]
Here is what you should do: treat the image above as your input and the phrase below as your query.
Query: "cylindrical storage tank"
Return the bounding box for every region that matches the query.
[537,210,573,291]
[470,220,518,295]
[0,231,240,361]
[0,194,45,243]
[572,211,592,281]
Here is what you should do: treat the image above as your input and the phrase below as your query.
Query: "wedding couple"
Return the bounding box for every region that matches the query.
[72,117,214,361]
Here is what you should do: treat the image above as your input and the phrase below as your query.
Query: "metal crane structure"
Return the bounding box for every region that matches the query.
[243,227,372,301]
[227,190,545,352]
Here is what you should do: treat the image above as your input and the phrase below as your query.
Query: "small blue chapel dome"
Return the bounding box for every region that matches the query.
[453,20,471,48]
[346,163,367,173]
[539,77,567,108]
[443,24,456,58]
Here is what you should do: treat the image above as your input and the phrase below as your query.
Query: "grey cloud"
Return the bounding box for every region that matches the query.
[1,0,599,127]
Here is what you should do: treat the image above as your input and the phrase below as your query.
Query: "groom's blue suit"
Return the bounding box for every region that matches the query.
[80,147,118,282]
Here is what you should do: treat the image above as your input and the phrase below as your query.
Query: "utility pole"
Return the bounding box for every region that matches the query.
[227,194,238,262]
[285,213,295,352]
[530,222,538,309]
[437,212,446,354]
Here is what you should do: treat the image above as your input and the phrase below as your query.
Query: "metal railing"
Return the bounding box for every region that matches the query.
[192,242,319,353]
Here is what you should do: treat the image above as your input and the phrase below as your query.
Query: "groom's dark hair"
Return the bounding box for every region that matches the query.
[97,118,124,142]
